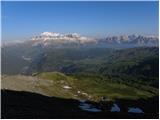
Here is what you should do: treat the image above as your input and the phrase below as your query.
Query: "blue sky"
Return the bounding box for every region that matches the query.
[2,1,159,41]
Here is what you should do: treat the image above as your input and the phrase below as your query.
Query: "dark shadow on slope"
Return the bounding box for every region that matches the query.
[1,90,158,119]
[99,96,159,118]
[116,96,159,114]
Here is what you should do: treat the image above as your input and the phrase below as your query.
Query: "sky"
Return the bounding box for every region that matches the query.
[2,1,159,41]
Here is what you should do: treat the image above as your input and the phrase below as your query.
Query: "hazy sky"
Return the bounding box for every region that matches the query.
[2,1,159,41]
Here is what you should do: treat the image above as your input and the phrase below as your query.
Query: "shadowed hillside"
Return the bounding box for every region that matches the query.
[2,90,158,119]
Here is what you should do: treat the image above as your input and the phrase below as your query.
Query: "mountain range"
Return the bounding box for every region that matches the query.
[2,32,159,47]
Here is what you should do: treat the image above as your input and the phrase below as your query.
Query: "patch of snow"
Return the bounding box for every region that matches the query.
[77,91,81,94]
[110,103,120,112]
[40,32,60,37]
[63,85,72,89]
[31,32,96,44]
[79,100,101,112]
[128,107,144,113]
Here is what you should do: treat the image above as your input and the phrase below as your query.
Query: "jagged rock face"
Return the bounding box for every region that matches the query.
[30,33,159,47]
[31,32,97,46]
[103,35,159,45]
[2,32,159,47]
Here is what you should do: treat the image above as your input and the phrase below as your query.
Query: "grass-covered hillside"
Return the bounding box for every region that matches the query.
[2,72,158,102]
[2,72,159,118]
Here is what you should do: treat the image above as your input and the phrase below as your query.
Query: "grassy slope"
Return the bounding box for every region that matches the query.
[2,74,79,100]
[37,72,158,101]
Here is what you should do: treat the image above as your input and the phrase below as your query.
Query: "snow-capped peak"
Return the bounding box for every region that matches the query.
[31,32,96,46]
[40,32,60,37]
[2,33,158,48]
[32,32,94,41]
